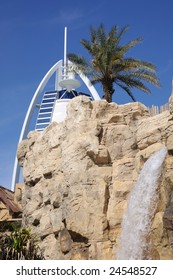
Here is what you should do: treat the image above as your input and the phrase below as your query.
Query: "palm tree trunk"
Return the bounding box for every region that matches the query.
[103,81,114,103]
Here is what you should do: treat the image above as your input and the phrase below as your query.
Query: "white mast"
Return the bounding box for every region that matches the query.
[64,27,67,78]
[59,26,80,91]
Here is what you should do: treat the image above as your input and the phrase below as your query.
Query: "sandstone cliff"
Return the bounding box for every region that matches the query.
[18,96,173,259]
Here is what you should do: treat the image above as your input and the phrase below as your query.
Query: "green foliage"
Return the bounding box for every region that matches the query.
[0,227,44,260]
[0,221,20,232]
[68,24,160,103]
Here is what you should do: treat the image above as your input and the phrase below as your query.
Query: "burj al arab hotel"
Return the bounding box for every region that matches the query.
[11,27,100,191]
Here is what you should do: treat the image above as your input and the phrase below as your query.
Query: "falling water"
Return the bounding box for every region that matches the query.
[116,146,167,260]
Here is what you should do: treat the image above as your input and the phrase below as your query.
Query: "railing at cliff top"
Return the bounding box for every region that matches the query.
[148,102,170,116]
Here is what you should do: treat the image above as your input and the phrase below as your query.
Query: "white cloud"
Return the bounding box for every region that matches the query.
[58,8,83,23]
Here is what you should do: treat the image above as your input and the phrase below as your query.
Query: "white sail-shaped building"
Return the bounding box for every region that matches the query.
[11,27,100,191]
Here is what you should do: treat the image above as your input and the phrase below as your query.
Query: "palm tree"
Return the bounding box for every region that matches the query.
[67,24,160,103]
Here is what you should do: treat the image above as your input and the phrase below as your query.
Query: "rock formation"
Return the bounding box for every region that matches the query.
[18,96,173,259]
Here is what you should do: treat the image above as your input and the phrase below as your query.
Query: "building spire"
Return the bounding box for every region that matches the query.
[64,27,67,77]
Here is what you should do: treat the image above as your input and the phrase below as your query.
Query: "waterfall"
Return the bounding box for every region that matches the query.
[116,146,167,260]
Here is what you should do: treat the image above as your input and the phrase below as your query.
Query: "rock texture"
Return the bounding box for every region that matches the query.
[18,96,173,259]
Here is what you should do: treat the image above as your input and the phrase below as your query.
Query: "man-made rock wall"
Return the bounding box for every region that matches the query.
[18,96,173,259]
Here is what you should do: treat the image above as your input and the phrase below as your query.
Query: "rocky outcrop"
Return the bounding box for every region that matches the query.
[18,96,173,259]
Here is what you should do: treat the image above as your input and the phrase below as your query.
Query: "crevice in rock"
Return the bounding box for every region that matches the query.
[86,150,96,164]
[44,198,51,205]
[62,219,67,228]
[32,218,40,226]
[103,222,111,239]
[68,230,88,244]
[98,127,104,144]
[43,172,53,179]
[131,142,138,150]
[168,149,173,156]
[103,183,110,215]
[49,144,60,151]
[29,177,42,187]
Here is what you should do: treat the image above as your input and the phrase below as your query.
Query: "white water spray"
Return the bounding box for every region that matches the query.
[116,146,167,260]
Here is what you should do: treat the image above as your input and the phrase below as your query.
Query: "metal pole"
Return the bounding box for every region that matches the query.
[64,27,67,77]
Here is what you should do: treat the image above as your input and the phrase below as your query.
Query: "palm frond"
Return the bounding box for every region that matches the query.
[116,25,129,45]
[67,53,91,74]
[116,74,151,93]
[120,37,143,54]
[116,82,136,101]
[97,24,107,47]
[68,53,87,66]
[128,70,160,87]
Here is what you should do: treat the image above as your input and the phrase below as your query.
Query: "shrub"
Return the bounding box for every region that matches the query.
[0,227,44,260]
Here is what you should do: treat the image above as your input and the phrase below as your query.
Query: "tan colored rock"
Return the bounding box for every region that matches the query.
[40,234,61,259]
[151,212,173,259]
[136,111,169,149]
[107,181,134,227]
[17,140,28,167]
[18,96,173,260]
[167,134,173,153]
[135,143,165,172]
[59,229,73,254]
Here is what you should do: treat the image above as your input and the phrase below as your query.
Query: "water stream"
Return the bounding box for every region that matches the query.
[116,146,167,260]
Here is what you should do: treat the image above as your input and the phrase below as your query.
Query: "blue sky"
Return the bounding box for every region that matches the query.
[1,0,173,189]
